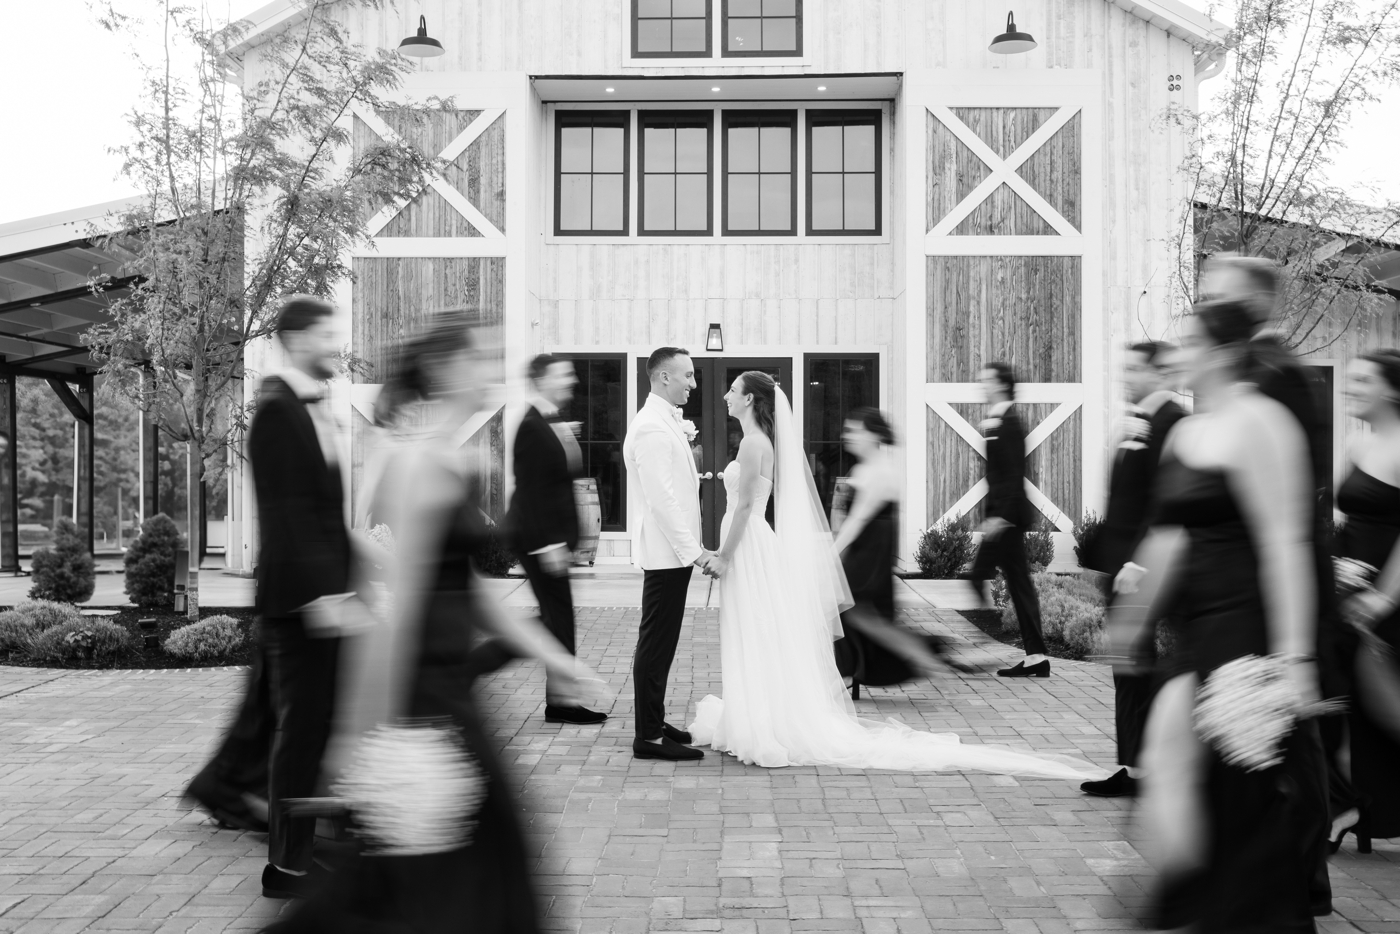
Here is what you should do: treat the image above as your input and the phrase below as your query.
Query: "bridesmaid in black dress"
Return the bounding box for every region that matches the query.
[1127,300,1327,933]
[265,312,603,934]
[1331,349,1400,851]
[831,409,960,696]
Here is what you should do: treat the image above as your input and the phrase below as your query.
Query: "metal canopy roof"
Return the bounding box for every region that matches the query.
[0,198,143,377]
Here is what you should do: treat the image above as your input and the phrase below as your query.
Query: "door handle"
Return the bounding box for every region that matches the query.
[699,471,714,480]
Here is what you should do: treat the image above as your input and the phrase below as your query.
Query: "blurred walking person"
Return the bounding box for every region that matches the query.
[832,409,967,697]
[265,311,606,934]
[186,295,353,899]
[507,354,607,725]
[1129,299,1327,932]
[1081,343,1185,797]
[965,362,1048,678]
[1330,350,1400,852]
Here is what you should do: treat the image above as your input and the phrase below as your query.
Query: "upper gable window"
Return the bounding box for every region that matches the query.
[633,0,712,58]
[723,0,801,57]
[556,111,630,236]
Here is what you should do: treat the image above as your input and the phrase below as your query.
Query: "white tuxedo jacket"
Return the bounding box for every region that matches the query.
[623,393,704,570]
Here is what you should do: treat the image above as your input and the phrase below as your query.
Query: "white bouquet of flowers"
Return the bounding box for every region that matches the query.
[331,720,488,855]
[1193,654,1334,772]
[1335,557,1379,597]
[366,523,396,555]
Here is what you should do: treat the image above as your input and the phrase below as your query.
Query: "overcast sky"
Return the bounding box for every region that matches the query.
[0,0,1395,228]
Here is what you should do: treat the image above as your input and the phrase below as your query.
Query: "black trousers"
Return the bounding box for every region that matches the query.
[193,632,273,802]
[635,566,693,740]
[263,617,340,871]
[970,529,1047,656]
[519,550,577,703]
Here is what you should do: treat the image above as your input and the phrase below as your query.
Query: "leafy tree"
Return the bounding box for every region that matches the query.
[83,0,446,617]
[29,518,97,604]
[1172,0,1400,344]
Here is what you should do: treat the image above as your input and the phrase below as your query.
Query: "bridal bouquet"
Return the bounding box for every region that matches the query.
[331,720,488,855]
[1335,557,1379,597]
[1193,654,1334,772]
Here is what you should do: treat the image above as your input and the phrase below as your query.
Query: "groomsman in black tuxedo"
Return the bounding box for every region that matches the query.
[508,355,607,726]
[967,362,1049,678]
[1080,342,1185,798]
[185,296,351,900]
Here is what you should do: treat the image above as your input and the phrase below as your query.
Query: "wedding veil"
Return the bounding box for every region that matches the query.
[772,387,854,640]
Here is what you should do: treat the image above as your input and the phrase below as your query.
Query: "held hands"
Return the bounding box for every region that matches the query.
[694,550,727,579]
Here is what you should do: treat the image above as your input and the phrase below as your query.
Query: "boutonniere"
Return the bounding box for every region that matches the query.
[680,419,699,443]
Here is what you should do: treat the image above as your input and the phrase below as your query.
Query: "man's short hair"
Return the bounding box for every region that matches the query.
[528,353,562,383]
[982,361,1017,398]
[1128,341,1177,366]
[274,295,335,335]
[646,346,690,380]
[1207,253,1279,298]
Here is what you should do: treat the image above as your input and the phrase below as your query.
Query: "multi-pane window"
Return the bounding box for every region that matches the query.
[723,111,796,235]
[633,0,711,57]
[808,112,880,235]
[561,355,627,531]
[640,112,713,235]
[804,355,879,515]
[555,112,629,236]
[723,0,801,56]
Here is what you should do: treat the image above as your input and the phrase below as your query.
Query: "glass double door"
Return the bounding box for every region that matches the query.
[636,356,792,550]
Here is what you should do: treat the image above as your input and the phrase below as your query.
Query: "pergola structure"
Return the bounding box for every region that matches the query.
[0,199,160,571]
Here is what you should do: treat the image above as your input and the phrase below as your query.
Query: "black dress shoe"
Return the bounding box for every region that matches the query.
[997,659,1050,678]
[662,723,692,745]
[261,863,329,899]
[1081,767,1136,797]
[632,737,704,761]
[184,774,268,834]
[545,704,608,725]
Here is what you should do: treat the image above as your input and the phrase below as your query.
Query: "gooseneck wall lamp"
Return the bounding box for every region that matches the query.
[399,15,446,57]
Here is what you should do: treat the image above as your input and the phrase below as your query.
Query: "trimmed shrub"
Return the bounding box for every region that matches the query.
[0,610,37,654]
[13,598,84,632]
[29,518,96,603]
[914,515,976,579]
[27,618,134,665]
[164,615,245,661]
[1073,511,1104,569]
[1024,518,1057,571]
[125,514,182,608]
[999,571,1108,660]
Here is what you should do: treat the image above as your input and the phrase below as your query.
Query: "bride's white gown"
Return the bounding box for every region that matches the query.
[689,460,1106,779]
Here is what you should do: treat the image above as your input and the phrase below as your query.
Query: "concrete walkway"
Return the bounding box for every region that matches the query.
[1,599,1394,933]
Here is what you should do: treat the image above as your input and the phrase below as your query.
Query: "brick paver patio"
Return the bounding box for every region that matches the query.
[1,605,1395,933]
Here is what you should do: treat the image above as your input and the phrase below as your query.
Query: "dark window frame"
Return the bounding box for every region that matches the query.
[554,110,632,237]
[638,110,715,237]
[805,109,882,236]
[632,0,713,59]
[559,352,629,533]
[721,110,798,237]
[721,0,803,57]
[802,352,881,514]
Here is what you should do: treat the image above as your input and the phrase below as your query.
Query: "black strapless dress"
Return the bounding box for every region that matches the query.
[1151,456,1326,934]
[1335,467,1400,838]
[264,479,539,934]
[833,501,914,686]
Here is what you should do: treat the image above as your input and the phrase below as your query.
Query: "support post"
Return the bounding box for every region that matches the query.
[0,369,16,573]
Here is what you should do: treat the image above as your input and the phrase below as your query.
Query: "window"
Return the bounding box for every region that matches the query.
[723,0,801,56]
[807,111,880,235]
[640,112,713,235]
[723,111,796,235]
[555,112,629,236]
[804,354,878,515]
[561,355,627,531]
[633,0,711,57]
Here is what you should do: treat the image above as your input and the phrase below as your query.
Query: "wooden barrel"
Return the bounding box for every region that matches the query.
[573,478,603,567]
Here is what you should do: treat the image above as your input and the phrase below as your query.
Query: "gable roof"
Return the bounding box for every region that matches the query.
[223,0,1229,75]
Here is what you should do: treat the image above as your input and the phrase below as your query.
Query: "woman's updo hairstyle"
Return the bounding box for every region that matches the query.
[848,407,897,446]
[738,370,778,444]
[374,308,479,427]
[1361,349,1400,409]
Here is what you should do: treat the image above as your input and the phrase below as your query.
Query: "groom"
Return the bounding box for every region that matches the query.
[623,347,715,761]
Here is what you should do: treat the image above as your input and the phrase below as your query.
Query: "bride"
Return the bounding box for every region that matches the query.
[688,370,1107,780]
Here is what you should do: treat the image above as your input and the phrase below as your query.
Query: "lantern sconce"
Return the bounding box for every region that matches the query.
[989,11,1037,54]
[706,323,724,352]
[399,15,446,57]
